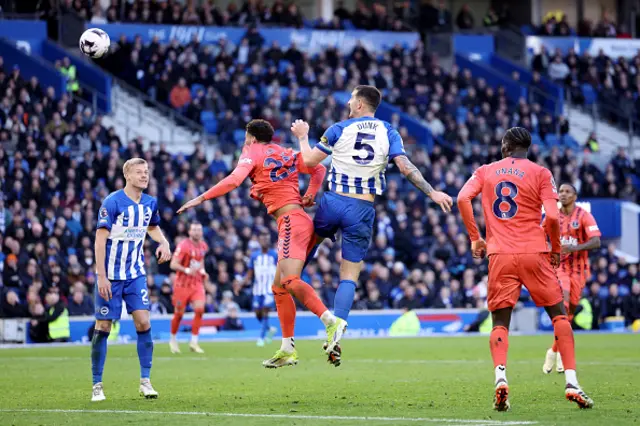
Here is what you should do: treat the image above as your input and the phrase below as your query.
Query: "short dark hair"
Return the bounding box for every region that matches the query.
[560,183,577,194]
[354,85,382,112]
[246,119,274,143]
[503,127,531,150]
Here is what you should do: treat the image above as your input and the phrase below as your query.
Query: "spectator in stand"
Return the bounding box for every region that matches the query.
[1,290,28,318]
[625,282,640,326]
[483,6,499,29]
[170,77,191,110]
[456,4,474,30]
[605,283,625,318]
[548,55,570,83]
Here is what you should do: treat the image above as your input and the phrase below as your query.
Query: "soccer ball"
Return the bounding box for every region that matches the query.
[79,28,110,59]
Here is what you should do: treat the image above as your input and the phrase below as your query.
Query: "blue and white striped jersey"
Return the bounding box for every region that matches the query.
[316,116,406,195]
[97,190,160,281]
[248,249,278,296]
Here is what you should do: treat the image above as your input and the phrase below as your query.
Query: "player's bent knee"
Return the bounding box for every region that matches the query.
[271,284,288,295]
[339,259,363,281]
[95,320,112,332]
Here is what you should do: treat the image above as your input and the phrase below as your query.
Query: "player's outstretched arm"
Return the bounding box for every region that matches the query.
[177,162,253,214]
[292,119,328,168]
[148,226,172,264]
[393,155,453,212]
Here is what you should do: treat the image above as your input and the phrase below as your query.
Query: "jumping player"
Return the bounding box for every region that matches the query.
[177,119,340,368]
[457,127,593,411]
[92,158,172,401]
[291,85,453,364]
[169,221,209,354]
[246,231,278,347]
[543,183,600,374]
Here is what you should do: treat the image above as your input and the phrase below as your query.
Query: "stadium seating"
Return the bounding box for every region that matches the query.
[0,49,638,327]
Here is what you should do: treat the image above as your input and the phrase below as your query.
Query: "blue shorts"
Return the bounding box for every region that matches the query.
[313,192,376,263]
[252,294,275,310]
[95,275,150,320]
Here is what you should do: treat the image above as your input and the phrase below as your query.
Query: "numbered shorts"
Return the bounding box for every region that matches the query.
[276,209,315,262]
[172,285,205,311]
[557,270,586,306]
[252,294,275,310]
[487,253,563,312]
[313,192,376,263]
[94,275,149,320]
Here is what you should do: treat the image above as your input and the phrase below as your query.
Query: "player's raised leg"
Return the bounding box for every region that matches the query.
[189,296,205,354]
[326,195,376,363]
[126,276,158,399]
[263,264,299,368]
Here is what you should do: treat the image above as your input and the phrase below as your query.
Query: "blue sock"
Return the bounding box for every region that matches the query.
[303,244,320,270]
[91,329,109,385]
[334,280,357,321]
[260,315,270,339]
[136,328,154,379]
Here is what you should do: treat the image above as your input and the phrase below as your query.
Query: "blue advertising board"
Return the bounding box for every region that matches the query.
[46,309,481,344]
[91,23,419,55]
[0,20,47,55]
[527,36,640,59]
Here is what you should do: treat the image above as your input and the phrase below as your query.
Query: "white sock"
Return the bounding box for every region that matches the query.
[190,334,198,345]
[565,369,578,386]
[170,333,177,342]
[495,365,507,384]
[320,310,336,326]
[280,337,295,352]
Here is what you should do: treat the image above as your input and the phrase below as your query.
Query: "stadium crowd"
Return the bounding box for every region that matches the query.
[101,31,588,165]
[535,10,628,38]
[52,0,414,32]
[1,52,639,332]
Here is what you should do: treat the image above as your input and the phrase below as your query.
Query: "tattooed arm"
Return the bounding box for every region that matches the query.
[393,155,453,213]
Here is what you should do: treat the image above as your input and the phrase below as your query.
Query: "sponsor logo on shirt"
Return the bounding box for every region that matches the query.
[561,236,578,246]
[144,207,152,223]
[239,158,253,165]
[588,225,599,231]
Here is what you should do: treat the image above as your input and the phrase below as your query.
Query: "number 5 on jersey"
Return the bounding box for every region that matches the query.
[352,132,375,165]
[493,181,518,219]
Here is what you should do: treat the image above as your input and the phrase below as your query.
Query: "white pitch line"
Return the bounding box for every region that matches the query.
[0,409,537,425]
[3,356,640,367]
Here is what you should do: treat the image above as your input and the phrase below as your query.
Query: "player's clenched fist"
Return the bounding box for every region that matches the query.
[471,238,487,259]
[290,119,310,138]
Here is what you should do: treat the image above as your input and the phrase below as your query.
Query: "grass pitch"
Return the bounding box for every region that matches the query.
[0,334,638,425]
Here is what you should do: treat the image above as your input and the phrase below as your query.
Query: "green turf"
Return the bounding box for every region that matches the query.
[0,334,638,426]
